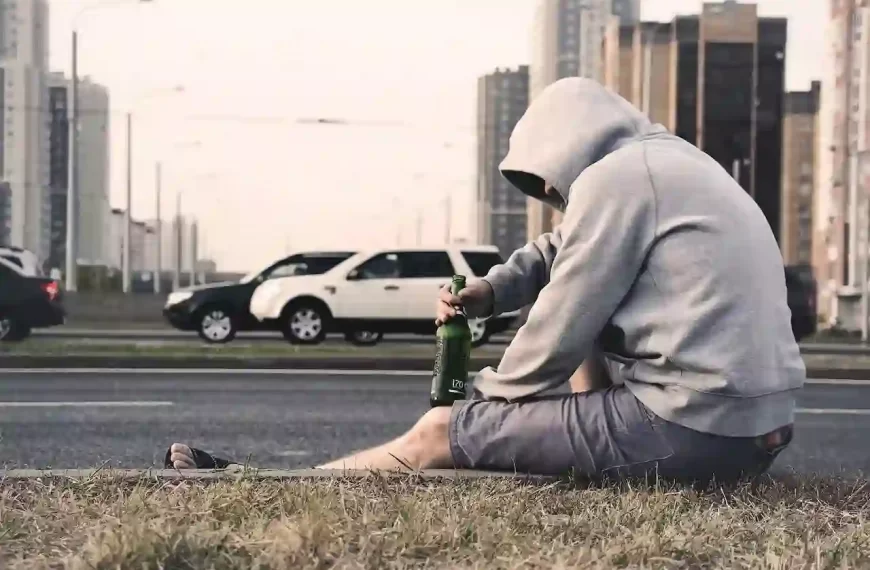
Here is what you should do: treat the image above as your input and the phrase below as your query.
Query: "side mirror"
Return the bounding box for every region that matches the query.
[347,269,360,281]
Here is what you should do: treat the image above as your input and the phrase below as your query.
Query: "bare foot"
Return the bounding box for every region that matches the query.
[168,443,197,469]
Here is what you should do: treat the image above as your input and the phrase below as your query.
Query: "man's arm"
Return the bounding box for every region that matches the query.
[482,229,563,316]
[472,165,657,401]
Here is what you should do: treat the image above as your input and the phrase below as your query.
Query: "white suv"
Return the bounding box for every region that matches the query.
[249,245,520,346]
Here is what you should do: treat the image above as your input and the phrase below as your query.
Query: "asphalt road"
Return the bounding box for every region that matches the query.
[33,328,870,355]
[0,369,868,477]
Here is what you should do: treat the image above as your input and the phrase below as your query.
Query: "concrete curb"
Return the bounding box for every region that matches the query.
[0,468,551,482]
[0,355,867,379]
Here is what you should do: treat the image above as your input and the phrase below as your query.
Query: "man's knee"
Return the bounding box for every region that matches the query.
[404,406,453,469]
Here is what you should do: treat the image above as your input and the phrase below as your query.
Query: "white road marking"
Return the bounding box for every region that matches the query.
[275,450,311,457]
[805,378,870,386]
[796,408,870,415]
[0,368,432,376]
[0,401,174,408]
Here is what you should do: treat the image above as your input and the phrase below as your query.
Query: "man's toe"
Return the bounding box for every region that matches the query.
[170,443,192,456]
[168,443,196,469]
[172,458,195,469]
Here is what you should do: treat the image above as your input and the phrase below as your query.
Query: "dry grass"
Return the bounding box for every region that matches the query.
[2,475,870,569]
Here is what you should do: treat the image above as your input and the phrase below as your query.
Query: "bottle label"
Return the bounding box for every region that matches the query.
[432,337,469,398]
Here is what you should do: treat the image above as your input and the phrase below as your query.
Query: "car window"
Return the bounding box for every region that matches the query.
[265,253,355,280]
[1,255,22,269]
[460,251,504,277]
[396,251,455,278]
[352,252,401,280]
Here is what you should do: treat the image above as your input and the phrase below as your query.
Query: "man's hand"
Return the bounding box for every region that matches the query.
[435,279,494,326]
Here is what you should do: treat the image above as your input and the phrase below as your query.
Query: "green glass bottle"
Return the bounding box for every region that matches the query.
[430,275,472,407]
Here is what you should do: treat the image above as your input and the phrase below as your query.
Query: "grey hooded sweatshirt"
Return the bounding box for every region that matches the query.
[474,78,805,438]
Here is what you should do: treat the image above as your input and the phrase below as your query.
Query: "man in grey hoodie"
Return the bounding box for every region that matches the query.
[168,78,803,482]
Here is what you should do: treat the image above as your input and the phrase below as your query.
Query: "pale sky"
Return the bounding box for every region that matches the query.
[48,0,825,271]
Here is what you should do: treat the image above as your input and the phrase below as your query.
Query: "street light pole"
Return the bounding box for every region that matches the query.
[64,30,79,291]
[173,190,182,291]
[154,161,162,294]
[188,219,197,286]
[122,112,133,293]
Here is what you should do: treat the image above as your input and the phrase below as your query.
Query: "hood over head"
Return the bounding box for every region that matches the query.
[499,78,667,210]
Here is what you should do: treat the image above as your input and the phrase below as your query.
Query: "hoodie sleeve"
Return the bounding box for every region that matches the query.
[482,229,563,316]
[472,157,658,401]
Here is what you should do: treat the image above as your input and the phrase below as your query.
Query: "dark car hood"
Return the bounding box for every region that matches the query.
[175,281,241,294]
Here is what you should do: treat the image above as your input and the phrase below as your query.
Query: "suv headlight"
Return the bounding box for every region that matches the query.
[166,291,193,307]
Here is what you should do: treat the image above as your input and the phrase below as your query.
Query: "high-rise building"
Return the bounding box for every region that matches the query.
[108,207,123,270]
[528,0,640,239]
[0,182,10,245]
[602,18,673,127]
[46,77,67,272]
[610,0,640,25]
[599,2,787,252]
[0,0,50,260]
[109,209,156,273]
[815,0,870,327]
[46,73,111,269]
[781,82,821,268]
[476,66,530,256]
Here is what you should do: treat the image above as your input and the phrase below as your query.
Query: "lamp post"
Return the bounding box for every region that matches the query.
[121,85,185,294]
[173,171,219,290]
[154,140,202,294]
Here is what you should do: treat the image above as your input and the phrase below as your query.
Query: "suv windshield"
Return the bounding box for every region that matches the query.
[461,251,504,277]
[241,252,356,283]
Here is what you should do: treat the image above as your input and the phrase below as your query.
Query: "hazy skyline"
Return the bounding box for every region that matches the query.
[48,0,824,271]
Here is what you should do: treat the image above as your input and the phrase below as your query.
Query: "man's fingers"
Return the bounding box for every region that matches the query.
[435,300,457,325]
[438,289,462,307]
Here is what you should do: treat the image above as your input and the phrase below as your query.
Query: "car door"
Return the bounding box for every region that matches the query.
[392,250,457,320]
[0,260,27,318]
[330,252,405,319]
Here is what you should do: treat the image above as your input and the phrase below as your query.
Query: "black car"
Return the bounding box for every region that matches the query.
[163,251,357,343]
[0,257,64,342]
[785,264,817,341]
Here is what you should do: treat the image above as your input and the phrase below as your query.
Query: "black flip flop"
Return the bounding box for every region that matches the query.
[164,446,234,469]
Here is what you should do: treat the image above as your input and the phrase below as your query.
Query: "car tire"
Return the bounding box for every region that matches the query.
[281,300,330,345]
[0,316,27,343]
[344,329,383,346]
[196,307,237,344]
[470,319,491,348]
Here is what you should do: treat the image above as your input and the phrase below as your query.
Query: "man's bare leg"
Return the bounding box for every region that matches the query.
[317,406,454,471]
[569,350,613,394]
[168,407,455,472]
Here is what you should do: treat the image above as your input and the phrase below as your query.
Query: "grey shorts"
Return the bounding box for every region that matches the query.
[448,385,790,483]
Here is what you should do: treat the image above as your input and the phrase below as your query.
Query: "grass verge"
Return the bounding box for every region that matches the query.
[1,474,869,568]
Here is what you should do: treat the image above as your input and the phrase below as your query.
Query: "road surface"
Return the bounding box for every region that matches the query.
[33,329,870,355]
[0,369,867,476]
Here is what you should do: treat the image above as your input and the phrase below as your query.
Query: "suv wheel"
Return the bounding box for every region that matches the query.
[197,308,237,344]
[470,319,491,348]
[0,316,13,341]
[282,302,329,345]
[0,317,28,342]
[345,329,383,346]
